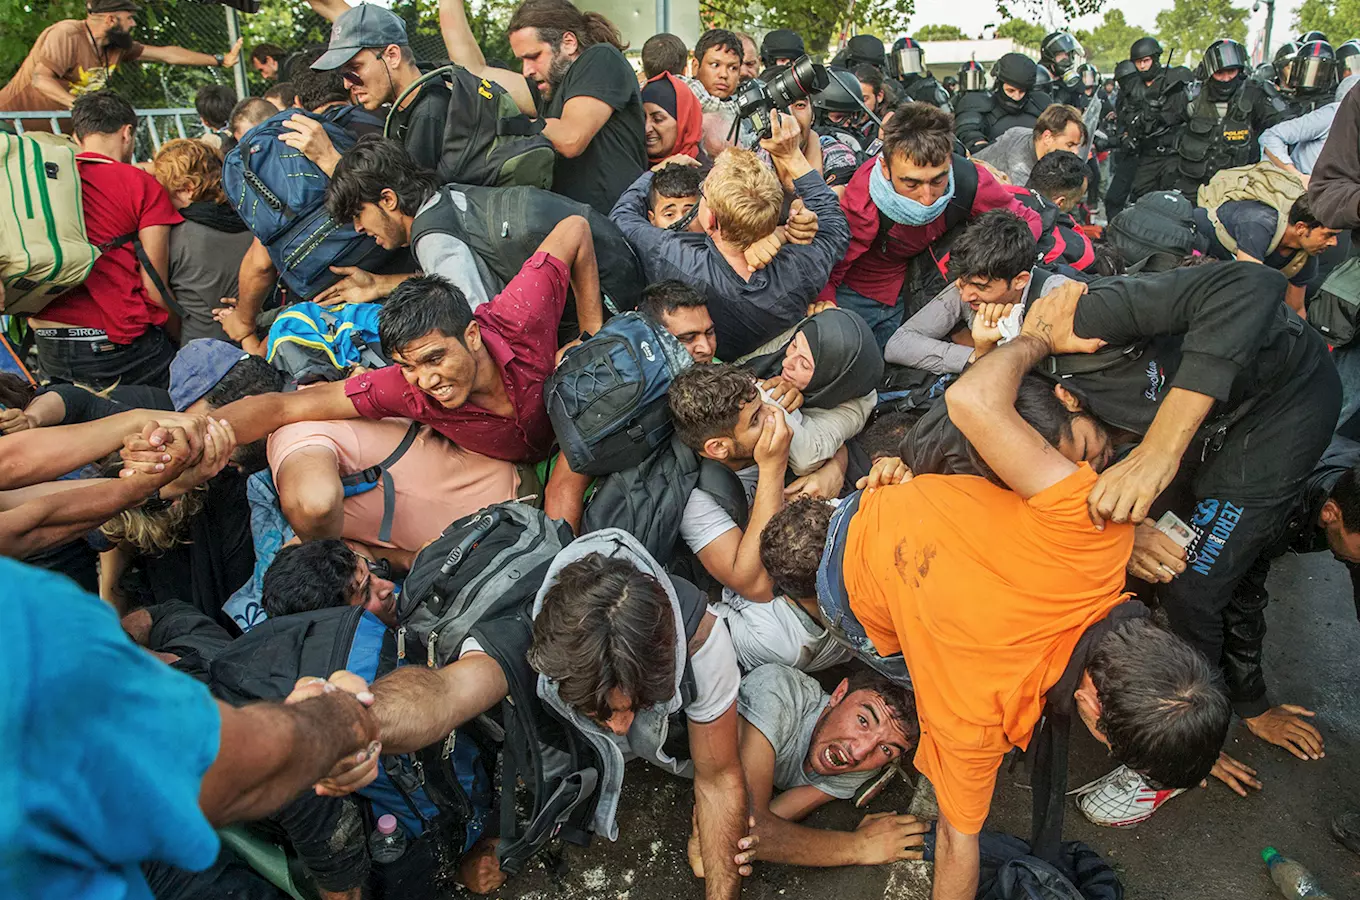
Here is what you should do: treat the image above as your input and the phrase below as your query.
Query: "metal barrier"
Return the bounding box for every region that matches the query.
[3,108,210,161]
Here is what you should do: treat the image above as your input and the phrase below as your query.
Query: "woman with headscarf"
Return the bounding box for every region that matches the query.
[739,307,883,477]
[641,71,707,166]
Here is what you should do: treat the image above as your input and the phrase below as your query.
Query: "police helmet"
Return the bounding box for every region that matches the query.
[993,52,1038,91]
[1298,29,1329,44]
[760,29,806,68]
[1129,36,1162,61]
[959,59,987,91]
[1336,38,1360,74]
[813,66,867,114]
[888,36,927,79]
[1041,31,1084,74]
[1203,38,1250,75]
[1289,40,1339,91]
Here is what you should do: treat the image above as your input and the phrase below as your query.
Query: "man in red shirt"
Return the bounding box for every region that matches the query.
[818,102,1042,349]
[199,215,603,470]
[31,90,181,389]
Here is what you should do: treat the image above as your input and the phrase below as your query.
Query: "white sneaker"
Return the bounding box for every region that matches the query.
[1070,764,1185,827]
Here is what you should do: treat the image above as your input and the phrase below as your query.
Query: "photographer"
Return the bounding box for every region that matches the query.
[0,0,242,115]
[753,64,860,195]
[610,112,850,360]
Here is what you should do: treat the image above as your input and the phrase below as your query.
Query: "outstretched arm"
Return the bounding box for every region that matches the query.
[690,705,748,900]
[438,0,538,115]
[140,38,242,68]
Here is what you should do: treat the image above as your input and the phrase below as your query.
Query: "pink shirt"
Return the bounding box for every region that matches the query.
[267,417,520,551]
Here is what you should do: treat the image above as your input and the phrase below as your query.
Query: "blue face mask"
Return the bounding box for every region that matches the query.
[869,159,955,226]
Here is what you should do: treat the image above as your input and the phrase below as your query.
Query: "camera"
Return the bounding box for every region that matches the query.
[733,55,830,140]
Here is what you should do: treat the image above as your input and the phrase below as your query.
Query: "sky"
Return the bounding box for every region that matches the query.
[904,0,1304,59]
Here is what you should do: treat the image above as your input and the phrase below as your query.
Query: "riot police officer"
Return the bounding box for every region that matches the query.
[812,66,873,154]
[1116,36,1195,205]
[1273,40,1303,88]
[832,34,887,71]
[953,52,1054,152]
[1040,30,1089,107]
[1104,58,1142,216]
[1337,38,1360,77]
[886,36,950,108]
[1285,40,1340,117]
[957,59,986,95]
[1173,38,1290,198]
[759,29,805,71]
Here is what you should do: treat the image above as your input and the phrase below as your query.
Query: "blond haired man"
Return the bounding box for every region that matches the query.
[610,112,850,359]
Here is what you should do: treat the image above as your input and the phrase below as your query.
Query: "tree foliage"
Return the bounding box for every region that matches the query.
[996,0,1105,26]
[703,0,913,54]
[1294,0,1360,47]
[994,18,1047,48]
[1075,8,1143,71]
[1155,0,1248,68]
[913,23,970,40]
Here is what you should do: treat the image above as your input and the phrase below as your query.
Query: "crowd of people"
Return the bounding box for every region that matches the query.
[5,3,1360,900]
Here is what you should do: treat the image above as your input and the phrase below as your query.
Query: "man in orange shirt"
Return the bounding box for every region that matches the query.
[763,285,1231,900]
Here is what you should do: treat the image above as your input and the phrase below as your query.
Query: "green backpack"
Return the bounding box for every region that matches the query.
[1197,162,1310,278]
[386,64,555,190]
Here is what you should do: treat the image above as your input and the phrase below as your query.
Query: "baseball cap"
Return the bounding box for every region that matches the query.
[87,0,142,13]
[170,339,250,412]
[311,4,409,71]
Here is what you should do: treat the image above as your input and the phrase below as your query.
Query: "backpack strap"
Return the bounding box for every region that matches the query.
[339,421,420,543]
[1039,341,1147,378]
[407,185,461,249]
[943,154,980,233]
[673,576,709,711]
[384,66,455,138]
[99,231,187,319]
[696,459,750,531]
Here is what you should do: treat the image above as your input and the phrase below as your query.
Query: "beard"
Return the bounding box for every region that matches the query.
[542,50,574,99]
[105,25,135,51]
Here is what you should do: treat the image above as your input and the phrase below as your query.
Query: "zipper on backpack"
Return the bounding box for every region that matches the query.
[427,630,438,667]
[397,626,406,661]
[284,216,338,269]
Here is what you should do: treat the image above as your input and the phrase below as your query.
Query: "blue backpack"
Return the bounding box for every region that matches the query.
[266,301,390,384]
[544,312,693,477]
[210,606,493,851]
[223,108,394,299]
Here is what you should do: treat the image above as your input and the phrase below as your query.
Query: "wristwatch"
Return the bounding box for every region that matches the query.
[214,52,225,67]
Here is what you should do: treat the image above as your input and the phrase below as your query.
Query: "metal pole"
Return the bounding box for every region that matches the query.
[655,0,668,39]
[1264,0,1275,62]
[225,6,248,98]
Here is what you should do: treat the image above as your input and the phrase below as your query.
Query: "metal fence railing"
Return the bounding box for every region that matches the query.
[3,109,210,162]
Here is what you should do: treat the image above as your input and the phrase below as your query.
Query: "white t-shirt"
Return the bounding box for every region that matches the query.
[411,193,493,310]
[679,464,759,555]
[717,590,850,673]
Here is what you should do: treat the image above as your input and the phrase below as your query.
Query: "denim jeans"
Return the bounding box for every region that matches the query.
[816,491,913,688]
[35,326,174,390]
[834,284,903,351]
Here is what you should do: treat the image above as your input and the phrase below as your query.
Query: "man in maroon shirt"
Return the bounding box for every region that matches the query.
[818,102,1042,349]
[202,215,603,469]
[32,90,181,389]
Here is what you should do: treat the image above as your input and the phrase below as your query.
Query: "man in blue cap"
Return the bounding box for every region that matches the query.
[304,3,451,171]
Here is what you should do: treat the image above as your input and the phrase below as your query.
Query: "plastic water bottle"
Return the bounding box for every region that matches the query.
[368,814,407,863]
[1262,847,1332,899]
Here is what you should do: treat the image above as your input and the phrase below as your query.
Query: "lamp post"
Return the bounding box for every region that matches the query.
[1253,0,1276,61]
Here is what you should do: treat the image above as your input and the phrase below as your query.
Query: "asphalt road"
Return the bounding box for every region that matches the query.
[491,551,1360,900]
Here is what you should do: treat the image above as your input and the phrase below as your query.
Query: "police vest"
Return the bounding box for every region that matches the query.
[1175,84,1260,184]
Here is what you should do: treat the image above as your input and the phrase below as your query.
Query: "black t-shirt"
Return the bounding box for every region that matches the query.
[386,79,452,172]
[542,42,647,214]
[1196,201,1318,286]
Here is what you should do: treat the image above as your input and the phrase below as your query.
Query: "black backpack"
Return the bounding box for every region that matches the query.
[386,64,555,190]
[1106,190,1204,268]
[209,607,492,853]
[395,502,605,875]
[581,435,748,568]
[409,184,645,318]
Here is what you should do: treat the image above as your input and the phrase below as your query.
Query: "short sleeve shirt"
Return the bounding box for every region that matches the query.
[843,466,1133,834]
[267,417,520,551]
[0,558,221,900]
[343,251,568,463]
[679,465,759,555]
[385,79,451,172]
[39,153,182,342]
[1211,201,1318,286]
[0,19,144,113]
[543,42,647,213]
[738,663,876,800]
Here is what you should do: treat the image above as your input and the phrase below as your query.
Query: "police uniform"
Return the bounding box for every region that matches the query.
[1117,65,1195,204]
[897,72,951,109]
[954,87,1055,152]
[1172,75,1289,197]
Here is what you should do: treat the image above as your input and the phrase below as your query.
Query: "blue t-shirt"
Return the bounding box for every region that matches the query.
[0,559,222,900]
[1196,201,1318,286]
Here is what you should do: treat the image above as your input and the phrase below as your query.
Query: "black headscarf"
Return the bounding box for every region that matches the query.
[747,308,883,408]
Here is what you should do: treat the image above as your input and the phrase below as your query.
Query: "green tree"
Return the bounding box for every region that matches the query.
[1155,0,1248,68]
[994,18,1047,48]
[914,23,970,40]
[1294,0,1360,46]
[704,0,912,53]
[1076,8,1143,71]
